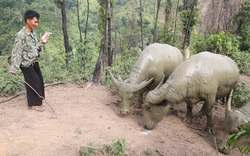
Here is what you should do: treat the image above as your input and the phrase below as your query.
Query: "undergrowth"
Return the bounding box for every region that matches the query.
[227,122,250,154]
[79,138,128,156]
[233,82,250,108]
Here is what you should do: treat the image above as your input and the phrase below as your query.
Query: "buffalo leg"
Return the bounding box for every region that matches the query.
[184,102,193,123]
[137,90,144,108]
[204,97,215,134]
[194,101,205,117]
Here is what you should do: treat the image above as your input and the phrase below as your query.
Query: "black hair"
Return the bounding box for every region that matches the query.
[24,10,40,23]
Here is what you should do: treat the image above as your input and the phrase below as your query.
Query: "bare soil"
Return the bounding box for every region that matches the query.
[0,75,249,156]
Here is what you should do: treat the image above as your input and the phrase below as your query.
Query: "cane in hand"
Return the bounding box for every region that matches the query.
[17,75,55,113]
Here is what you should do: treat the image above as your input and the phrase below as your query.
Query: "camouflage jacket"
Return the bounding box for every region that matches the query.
[9,27,45,74]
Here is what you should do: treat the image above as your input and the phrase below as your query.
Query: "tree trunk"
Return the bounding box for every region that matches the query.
[164,0,171,24]
[80,0,90,71]
[182,0,197,50]
[60,0,71,69]
[77,0,82,43]
[216,0,223,33]
[139,0,144,49]
[102,0,108,69]
[107,0,112,66]
[92,0,112,84]
[173,0,179,44]
[92,39,104,84]
[83,0,89,53]
[114,29,117,61]
[153,0,161,43]
[183,0,188,10]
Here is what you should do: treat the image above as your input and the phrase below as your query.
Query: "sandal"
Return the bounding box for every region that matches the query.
[30,105,45,112]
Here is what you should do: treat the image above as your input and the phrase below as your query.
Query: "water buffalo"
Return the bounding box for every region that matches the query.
[143,51,240,134]
[109,43,183,116]
[219,89,250,154]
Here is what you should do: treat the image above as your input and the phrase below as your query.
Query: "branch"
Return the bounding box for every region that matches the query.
[45,82,64,87]
[0,91,25,104]
[0,82,64,104]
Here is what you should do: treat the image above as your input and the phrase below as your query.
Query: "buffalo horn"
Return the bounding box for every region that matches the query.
[108,70,120,87]
[154,75,165,90]
[131,78,153,92]
[118,76,123,82]
[226,89,234,112]
[150,86,170,105]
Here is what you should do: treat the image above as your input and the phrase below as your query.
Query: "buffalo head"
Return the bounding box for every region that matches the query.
[219,89,250,154]
[142,101,171,129]
[142,83,172,129]
[109,70,153,116]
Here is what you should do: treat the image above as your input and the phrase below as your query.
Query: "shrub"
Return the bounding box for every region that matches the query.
[101,48,137,86]
[191,32,250,76]
[0,72,24,95]
[227,122,250,154]
[79,138,128,156]
[233,82,250,108]
[0,56,24,95]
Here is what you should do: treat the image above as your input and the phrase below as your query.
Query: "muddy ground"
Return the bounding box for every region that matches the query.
[0,75,249,156]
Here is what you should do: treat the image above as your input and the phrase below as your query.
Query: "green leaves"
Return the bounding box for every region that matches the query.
[233,82,250,108]
[235,0,250,51]
[179,7,199,30]
[227,122,250,154]
[111,139,128,156]
[0,72,24,95]
[79,138,128,156]
[206,31,241,55]
[191,31,250,76]
[102,49,137,86]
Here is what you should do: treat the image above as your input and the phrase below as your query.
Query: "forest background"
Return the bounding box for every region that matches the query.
[0,0,250,153]
[0,0,250,103]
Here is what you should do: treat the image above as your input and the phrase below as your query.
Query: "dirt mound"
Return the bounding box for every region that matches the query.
[0,77,248,156]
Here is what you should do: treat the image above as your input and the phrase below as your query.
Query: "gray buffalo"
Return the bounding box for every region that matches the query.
[109,43,183,116]
[143,52,240,134]
[219,89,250,154]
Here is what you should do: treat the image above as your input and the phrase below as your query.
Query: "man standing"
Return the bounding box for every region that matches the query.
[10,10,50,112]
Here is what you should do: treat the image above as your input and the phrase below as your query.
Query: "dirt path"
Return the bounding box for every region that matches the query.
[0,75,249,156]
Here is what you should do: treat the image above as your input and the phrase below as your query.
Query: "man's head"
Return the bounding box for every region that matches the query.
[24,10,40,32]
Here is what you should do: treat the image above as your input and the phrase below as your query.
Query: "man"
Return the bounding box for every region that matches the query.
[10,10,50,112]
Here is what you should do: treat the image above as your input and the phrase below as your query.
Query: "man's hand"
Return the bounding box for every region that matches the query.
[41,32,52,43]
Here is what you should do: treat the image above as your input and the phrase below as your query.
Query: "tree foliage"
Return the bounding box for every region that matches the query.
[0,0,249,94]
[235,0,250,51]
[191,31,250,75]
